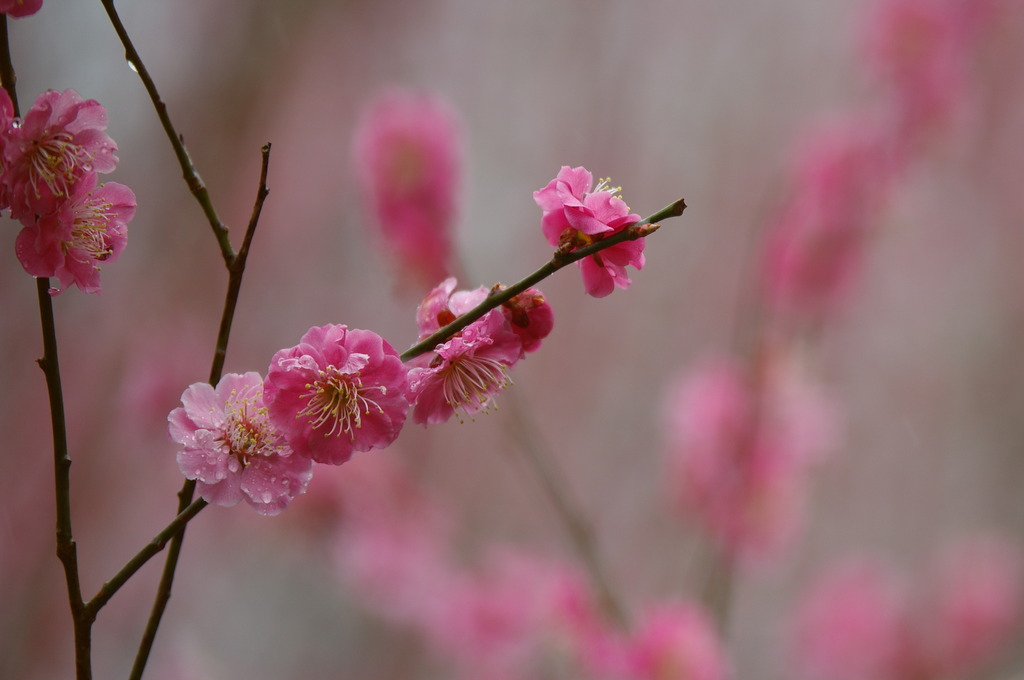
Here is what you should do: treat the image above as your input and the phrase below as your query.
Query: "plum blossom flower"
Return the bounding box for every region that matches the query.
[0,0,43,18]
[168,372,313,515]
[14,173,135,294]
[792,538,1023,680]
[264,324,410,465]
[2,89,118,221]
[534,165,643,297]
[623,604,729,680]
[663,351,835,563]
[409,278,524,425]
[352,89,461,288]
[762,117,898,322]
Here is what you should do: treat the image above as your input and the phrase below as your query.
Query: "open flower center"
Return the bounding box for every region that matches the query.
[65,194,117,263]
[440,354,510,419]
[223,387,285,465]
[27,131,93,199]
[297,365,386,440]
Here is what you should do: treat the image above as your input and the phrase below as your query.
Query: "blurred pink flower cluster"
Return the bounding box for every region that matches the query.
[663,350,835,563]
[0,0,42,18]
[313,454,730,680]
[793,538,1023,680]
[2,88,135,294]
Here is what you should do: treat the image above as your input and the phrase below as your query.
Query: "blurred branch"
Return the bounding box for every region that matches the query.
[99,0,235,265]
[401,198,686,362]
[502,392,629,627]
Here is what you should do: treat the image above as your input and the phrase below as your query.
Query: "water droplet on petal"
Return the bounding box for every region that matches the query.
[261,491,273,503]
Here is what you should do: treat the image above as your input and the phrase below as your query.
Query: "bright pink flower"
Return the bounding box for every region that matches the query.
[352,89,461,288]
[408,307,523,425]
[264,324,410,465]
[534,166,644,297]
[762,117,897,321]
[0,0,43,18]
[14,174,134,294]
[501,288,554,353]
[168,372,313,516]
[663,352,834,562]
[624,604,728,680]
[2,89,118,221]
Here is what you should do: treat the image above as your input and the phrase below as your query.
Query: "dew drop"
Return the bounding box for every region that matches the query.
[261,491,273,503]
[126,59,139,73]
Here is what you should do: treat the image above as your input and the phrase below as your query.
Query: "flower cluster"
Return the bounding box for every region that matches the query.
[168,165,653,513]
[2,88,135,294]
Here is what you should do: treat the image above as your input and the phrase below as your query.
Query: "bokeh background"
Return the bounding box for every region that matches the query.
[3,0,1024,678]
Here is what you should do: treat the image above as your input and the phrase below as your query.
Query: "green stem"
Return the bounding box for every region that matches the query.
[400,198,685,362]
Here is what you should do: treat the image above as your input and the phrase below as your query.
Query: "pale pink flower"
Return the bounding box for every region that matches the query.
[2,89,118,221]
[663,352,834,562]
[762,117,897,321]
[624,604,728,680]
[534,166,643,297]
[168,372,313,515]
[352,89,461,288]
[264,324,410,465]
[0,0,43,18]
[415,276,488,341]
[14,173,134,294]
[408,308,523,425]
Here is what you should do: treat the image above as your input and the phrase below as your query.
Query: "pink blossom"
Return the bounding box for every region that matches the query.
[925,537,1023,677]
[534,166,644,297]
[352,89,461,288]
[862,0,997,136]
[264,324,410,465]
[408,307,523,425]
[762,117,897,321]
[662,352,834,562]
[168,372,313,515]
[792,539,1023,680]
[624,604,728,680]
[2,89,118,221]
[415,277,488,341]
[501,288,554,353]
[0,0,43,18]
[14,174,134,294]
[793,561,907,680]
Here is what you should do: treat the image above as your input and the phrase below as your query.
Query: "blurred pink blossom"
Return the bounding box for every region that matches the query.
[0,0,42,18]
[533,165,644,297]
[14,174,134,294]
[663,351,835,562]
[352,89,462,289]
[265,324,410,465]
[623,604,729,680]
[793,537,1023,680]
[762,117,897,322]
[168,372,313,515]
[862,0,998,136]
[2,88,118,221]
